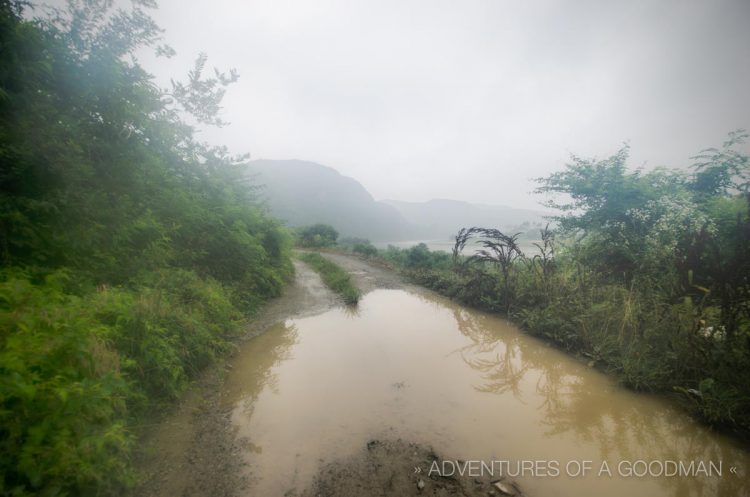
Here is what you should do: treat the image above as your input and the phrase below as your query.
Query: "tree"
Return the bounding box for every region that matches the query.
[690,129,749,197]
[534,147,695,281]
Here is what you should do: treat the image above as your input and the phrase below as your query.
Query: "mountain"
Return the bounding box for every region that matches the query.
[246,159,549,242]
[245,159,411,241]
[382,198,549,240]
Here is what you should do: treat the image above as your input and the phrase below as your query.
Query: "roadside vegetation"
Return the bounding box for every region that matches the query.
[0,3,292,496]
[342,238,380,258]
[373,138,750,439]
[298,252,361,304]
[295,223,340,248]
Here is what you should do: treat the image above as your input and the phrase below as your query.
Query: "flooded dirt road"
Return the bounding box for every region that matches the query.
[136,260,339,497]
[141,254,750,497]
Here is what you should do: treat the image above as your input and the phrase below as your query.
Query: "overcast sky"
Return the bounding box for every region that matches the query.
[110,1,750,208]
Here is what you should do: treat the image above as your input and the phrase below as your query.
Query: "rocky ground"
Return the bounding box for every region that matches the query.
[300,439,524,497]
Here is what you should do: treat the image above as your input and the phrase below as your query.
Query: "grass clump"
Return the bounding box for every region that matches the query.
[298,252,361,304]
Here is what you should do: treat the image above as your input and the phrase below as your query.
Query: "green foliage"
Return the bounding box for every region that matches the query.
[535,146,698,282]
[352,242,378,257]
[689,130,750,196]
[298,252,360,304]
[0,272,133,496]
[336,237,369,249]
[0,3,292,495]
[335,237,378,257]
[295,224,339,248]
[350,241,378,257]
[92,269,240,403]
[0,268,250,496]
[380,243,452,270]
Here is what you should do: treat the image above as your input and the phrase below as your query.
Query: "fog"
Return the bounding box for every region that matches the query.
[68,0,750,208]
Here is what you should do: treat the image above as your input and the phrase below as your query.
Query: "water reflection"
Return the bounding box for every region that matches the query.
[444,299,749,497]
[224,321,299,408]
[224,289,749,497]
[340,303,361,319]
[460,344,529,398]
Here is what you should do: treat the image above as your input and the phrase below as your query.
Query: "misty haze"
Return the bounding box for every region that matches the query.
[1,1,749,497]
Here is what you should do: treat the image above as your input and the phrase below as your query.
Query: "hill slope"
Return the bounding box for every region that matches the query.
[246,159,411,241]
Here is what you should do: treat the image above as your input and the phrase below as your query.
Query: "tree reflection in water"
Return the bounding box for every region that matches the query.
[452,308,529,399]
[444,301,749,497]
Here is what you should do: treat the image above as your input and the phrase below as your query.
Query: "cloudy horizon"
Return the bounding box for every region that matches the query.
[65,0,750,209]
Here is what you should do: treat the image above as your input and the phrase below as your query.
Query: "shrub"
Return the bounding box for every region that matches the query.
[0,273,133,496]
[352,241,378,257]
[295,224,339,248]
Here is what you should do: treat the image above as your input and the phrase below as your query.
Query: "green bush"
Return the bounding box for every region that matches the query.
[0,273,133,496]
[295,224,339,248]
[0,267,255,496]
[352,241,378,257]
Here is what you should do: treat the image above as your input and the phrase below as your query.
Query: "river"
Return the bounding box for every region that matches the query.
[222,258,749,497]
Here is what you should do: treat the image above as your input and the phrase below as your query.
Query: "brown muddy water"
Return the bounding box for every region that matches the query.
[223,289,749,497]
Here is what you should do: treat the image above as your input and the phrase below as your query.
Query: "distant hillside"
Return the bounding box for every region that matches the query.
[245,159,411,241]
[382,198,549,240]
[246,160,549,242]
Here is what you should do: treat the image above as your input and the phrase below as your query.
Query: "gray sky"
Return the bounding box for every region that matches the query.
[135,0,749,208]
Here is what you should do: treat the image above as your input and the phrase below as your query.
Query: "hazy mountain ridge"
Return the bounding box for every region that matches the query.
[382,198,549,239]
[246,159,549,241]
[245,159,412,241]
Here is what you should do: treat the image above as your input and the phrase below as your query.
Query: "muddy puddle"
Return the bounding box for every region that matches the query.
[223,289,749,497]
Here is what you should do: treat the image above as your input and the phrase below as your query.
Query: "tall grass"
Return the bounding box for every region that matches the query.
[298,252,361,304]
